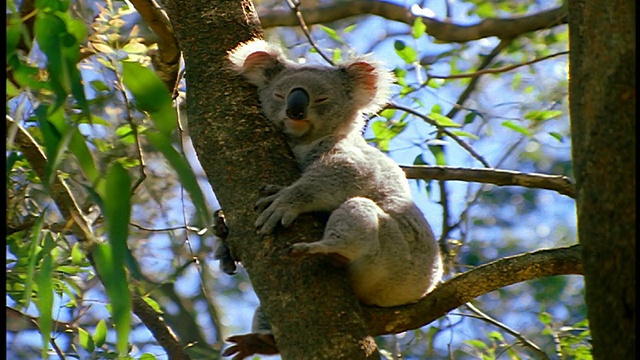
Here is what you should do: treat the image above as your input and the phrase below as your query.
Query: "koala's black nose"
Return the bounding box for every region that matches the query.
[286,88,310,120]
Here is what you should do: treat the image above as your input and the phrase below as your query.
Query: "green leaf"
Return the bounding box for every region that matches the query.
[115,124,137,145]
[78,327,96,352]
[35,235,56,359]
[92,244,131,356]
[378,108,396,120]
[100,162,143,280]
[122,42,148,55]
[450,130,479,140]
[464,339,487,349]
[93,163,133,355]
[343,24,357,33]
[61,15,87,44]
[121,62,176,136]
[524,109,563,121]
[426,78,444,88]
[369,120,407,152]
[512,72,522,89]
[6,151,21,177]
[139,354,157,360]
[146,131,211,229]
[36,106,76,187]
[412,18,427,39]
[393,68,408,86]
[428,144,447,166]
[318,25,343,43]
[141,295,163,314]
[539,311,553,325]
[90,80,110,93]
[332,48,342,63]
[502,120,532,136]
[464,111,478,124]
[34,13,89,116]
[394,40,418,64]
[11,61,50,90]
[475,3,496,18]
[69,128,100,184]
[39,105,100,185]
[413,154,428,165]
[7,16,24,59]
[21,215,46,308]
[429,113,461,128]
[488,331,504,342]
[35,0,69,12]
[93,319,108,347]
[7,78,20,97]
[549,131,564,142]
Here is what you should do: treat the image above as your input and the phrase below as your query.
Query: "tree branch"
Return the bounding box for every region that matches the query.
[131,293,191,360]
[402,165,575,198]
[258,0,567,43]
[364,244,582,336]
[129,0,181,94]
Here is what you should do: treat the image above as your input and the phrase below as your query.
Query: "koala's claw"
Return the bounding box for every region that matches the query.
[222,333,278,360]
[255,201,301,234]
[289,243,311,256]
[254,195,276,212]
[260,184,284,196]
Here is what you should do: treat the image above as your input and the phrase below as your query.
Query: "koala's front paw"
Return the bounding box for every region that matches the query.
[255,200,300,235]
[254,185,284,212]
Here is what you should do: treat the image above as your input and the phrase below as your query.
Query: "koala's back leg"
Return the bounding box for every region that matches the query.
[290,197,383,261]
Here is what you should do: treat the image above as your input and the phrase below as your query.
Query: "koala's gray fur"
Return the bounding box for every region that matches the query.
[223,39,443,358]
[229,39,443,305]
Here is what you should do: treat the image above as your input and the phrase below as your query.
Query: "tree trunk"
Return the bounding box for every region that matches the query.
[568,0,636,358]
[163,0,378,358]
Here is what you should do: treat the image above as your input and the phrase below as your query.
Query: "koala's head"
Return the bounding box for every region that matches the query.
[228,39,394,143]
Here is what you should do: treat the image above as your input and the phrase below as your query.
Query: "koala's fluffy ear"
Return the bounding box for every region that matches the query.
[228,39,287,87]
[341,58,395,114]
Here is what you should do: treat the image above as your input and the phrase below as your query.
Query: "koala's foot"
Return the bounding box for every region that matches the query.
[222,333,278,360]
[213,210,237,275]
[290,243,351,266]
[213,242,237,275]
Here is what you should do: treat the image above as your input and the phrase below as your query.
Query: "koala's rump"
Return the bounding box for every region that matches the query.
[347,205,442,307]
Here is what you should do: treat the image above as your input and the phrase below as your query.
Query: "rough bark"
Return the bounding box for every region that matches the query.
[162,1,377,358]
[568,0,636,358]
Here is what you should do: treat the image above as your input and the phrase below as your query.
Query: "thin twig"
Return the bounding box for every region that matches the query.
[285,0,335,65]
[429,51,568,79]
[464,302,550,359]
[390,103,492,167]
[113,63,148,195]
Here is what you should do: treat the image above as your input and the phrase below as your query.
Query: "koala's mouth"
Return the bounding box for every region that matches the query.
[284,118,312,136]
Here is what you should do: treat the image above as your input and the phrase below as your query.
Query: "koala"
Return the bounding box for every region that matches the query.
[221,39,443,359]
